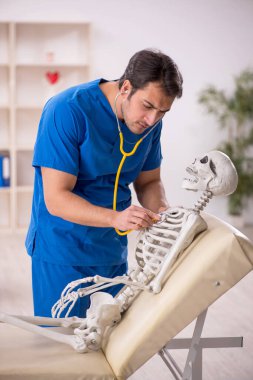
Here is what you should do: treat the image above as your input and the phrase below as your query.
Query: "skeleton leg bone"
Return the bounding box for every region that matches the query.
[0,292,122,353]
[0,314,84,328]
[0,312,88,353]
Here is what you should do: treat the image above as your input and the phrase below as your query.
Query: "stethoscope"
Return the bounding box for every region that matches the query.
[113,91,161,236]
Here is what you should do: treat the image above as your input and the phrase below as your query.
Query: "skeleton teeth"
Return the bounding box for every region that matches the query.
[185,167,199,184]
[184,177,198,183]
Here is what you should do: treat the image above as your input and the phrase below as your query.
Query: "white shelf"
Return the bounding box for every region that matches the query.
[16,186,33,193]
[15,146,35,151]
[16,108,41,149]
[15,22,90,67]
[0,148,10,153]
[16,190,33,229]
[0,190,11,229]
[0,23,9,66]
[0,21,90,231]
[0,67,10,106]
[16,151,34,187]
[0,187,11,193]
[15,105,42,110]
[15,63,89,68]
[0,108,10,148]
[15,65,89,107]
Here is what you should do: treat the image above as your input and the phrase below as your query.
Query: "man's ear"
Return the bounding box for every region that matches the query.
[121,79,132,95]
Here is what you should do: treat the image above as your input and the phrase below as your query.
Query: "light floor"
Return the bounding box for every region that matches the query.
[0,229,253,380]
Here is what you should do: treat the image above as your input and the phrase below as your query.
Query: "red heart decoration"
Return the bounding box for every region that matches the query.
[46,71,60,85]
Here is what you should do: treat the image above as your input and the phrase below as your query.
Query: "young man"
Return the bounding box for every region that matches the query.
[25,49,183,317]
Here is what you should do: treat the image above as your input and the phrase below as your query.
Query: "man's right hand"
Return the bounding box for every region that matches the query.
[110,205,160,231]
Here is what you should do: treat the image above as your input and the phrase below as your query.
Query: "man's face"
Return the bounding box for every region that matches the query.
[121,81,175,135]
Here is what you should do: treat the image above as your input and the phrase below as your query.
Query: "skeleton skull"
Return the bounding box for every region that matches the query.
[182,150,238,196]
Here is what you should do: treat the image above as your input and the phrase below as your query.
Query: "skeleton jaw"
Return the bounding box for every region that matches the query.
[182,167,198,191]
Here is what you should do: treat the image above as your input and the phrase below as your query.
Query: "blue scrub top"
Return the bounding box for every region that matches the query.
[25,79,163,266]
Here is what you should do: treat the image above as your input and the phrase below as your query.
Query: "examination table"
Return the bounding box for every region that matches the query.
[0,212,252,380]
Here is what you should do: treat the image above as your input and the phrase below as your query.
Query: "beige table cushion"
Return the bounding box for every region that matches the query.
[0,325,115,380]
[104,213,253,379]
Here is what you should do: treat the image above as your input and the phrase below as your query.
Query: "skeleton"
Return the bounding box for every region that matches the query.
[0,151,238,353]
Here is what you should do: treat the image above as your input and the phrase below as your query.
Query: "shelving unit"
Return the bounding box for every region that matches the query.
[0,21,90,232]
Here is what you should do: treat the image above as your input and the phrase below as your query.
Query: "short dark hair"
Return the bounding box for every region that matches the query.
[119,49,183,98]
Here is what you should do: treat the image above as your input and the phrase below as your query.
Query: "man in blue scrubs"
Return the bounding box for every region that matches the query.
[25,49,183,317]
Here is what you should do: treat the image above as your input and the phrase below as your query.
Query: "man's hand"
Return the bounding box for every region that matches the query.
[111,205,160,231]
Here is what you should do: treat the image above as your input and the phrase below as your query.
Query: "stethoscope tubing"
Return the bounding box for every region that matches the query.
[113,91,161,236]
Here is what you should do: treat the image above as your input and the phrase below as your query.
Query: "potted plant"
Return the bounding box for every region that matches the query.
[198,69,253,220]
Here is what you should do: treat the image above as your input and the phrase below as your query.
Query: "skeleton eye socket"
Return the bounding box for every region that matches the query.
[210,159,217,175]
[200,156,208,164]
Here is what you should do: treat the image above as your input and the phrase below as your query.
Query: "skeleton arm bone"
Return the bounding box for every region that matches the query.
[79,275,147,294]
[52,275,149,318]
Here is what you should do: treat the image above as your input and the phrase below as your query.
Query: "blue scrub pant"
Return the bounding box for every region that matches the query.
[31,257,127,318]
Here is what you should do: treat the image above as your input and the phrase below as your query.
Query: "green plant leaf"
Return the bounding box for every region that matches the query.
[198,69,253,215]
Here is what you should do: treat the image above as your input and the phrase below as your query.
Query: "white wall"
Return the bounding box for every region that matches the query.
[1,0,253,222]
